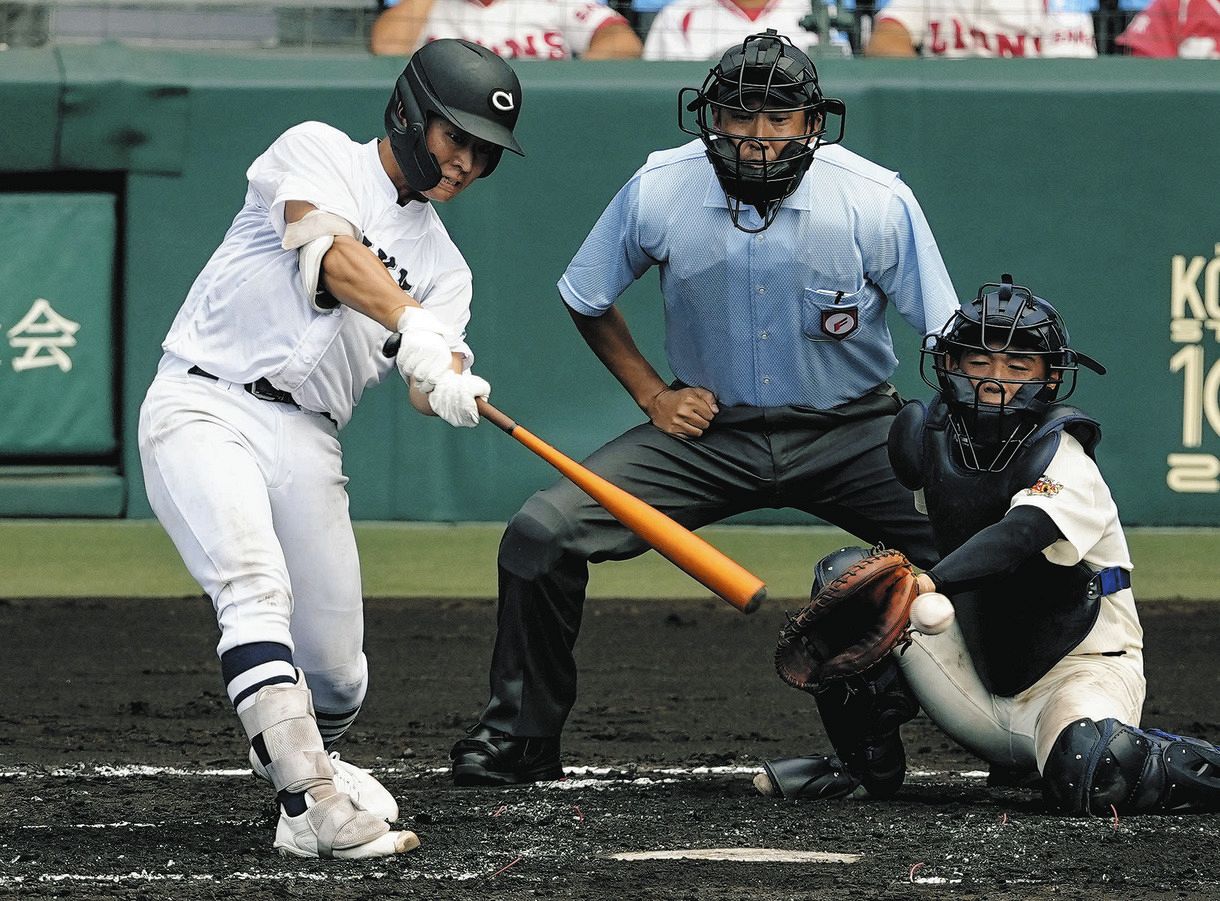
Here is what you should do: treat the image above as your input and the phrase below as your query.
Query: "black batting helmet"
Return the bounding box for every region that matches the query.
[385,39,524,193]
[679,29,845,233]
[921,274,1106,471]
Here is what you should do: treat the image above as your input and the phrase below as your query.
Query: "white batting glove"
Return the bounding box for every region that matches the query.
[428,370,491,428]
[395,306,453,394]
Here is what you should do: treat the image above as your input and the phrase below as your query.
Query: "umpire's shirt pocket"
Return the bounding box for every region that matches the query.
[801,286,869,343]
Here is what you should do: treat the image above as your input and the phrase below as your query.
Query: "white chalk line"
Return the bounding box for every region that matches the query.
[1,763,990,782]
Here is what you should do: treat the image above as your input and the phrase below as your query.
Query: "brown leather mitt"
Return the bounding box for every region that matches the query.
[775,546,919,692]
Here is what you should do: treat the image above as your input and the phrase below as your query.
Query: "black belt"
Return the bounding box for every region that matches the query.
[189,365,298,405]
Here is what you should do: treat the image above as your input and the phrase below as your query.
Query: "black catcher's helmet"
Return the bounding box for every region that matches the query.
[679,29,845,233]
[385,39,524,194]
[811,546,871,597]
[920,274,1106,471]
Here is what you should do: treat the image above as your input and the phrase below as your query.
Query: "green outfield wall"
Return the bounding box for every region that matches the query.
[0,47,1217,525]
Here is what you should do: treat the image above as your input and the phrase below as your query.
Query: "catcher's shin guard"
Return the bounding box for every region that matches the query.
[238,671,417,858]
[1043,717,1220,815]
[814,656,919,799]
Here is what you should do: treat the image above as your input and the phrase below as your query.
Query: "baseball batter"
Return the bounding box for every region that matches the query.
[137,40,525,857]
[760,276,1220,814]
[449,29,958,787]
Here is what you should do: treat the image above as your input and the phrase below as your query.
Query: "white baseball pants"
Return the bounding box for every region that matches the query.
[896,598,1146,772]
[138,355,368,711]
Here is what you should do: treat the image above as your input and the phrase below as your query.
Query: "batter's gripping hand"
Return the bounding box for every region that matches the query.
[428,370,490,428]
[395,306,454,394]
[774,546,919,692]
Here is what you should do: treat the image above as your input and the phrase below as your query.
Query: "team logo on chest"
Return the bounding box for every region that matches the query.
[820,305,859,341]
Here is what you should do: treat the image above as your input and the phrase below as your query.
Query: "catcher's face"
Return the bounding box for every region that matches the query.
[949,347,1053,405]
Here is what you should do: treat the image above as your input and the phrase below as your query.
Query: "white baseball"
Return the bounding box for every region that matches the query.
[910,592,955,635]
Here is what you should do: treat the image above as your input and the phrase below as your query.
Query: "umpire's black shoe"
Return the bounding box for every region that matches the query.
[450,724,563,786]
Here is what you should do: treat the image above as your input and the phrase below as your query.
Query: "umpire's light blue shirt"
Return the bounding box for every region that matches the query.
[558,139,958,409]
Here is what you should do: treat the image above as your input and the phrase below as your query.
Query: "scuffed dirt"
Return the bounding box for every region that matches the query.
[1,596,1217,899]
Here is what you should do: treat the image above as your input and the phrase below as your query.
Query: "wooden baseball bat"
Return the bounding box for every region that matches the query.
[382,335,764,612]
[476,399,766,614]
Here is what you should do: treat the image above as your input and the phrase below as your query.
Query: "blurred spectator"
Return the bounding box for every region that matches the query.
[865,0,1098,56]
[1,3,48,48]
[1117,0,1219,56]
[371,0,643,57]
[642,0,851,59]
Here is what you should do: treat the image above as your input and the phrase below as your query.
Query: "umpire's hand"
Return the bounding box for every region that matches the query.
[645,386,719,438]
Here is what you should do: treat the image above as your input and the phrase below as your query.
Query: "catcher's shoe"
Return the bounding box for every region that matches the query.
[273,783,419,860]
[753,755,860,801]
[450,724,563,786]
[250,748,399,822]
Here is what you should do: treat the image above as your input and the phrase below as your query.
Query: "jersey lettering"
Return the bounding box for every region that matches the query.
[363,236,413,292]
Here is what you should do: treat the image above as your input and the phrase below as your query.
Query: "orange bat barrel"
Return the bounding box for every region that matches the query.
[478,400,765,614]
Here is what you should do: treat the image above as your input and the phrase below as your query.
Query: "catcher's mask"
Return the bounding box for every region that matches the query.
[679,29,845,233]
[385,39,524,194]
[920,274,1106,472]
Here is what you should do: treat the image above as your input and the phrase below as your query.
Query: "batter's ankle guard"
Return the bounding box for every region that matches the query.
[237,669,335,796]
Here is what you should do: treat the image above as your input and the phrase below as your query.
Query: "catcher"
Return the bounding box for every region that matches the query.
[765,275,1220,815]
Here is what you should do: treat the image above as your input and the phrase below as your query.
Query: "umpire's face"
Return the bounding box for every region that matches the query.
[421,116,495,203]
[713,105,812,163]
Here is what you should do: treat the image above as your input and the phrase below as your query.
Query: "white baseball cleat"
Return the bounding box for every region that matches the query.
[273,787,420,860]
[249,748,400,823]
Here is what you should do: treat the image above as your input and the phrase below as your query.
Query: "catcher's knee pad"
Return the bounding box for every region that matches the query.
[1043,717,1220,815]
[237,669,334,796]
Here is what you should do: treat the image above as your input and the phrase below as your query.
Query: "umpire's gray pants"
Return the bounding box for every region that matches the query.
[480,389,938,737]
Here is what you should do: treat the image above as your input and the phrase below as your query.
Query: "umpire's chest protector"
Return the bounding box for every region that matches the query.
[888,398,1104,696]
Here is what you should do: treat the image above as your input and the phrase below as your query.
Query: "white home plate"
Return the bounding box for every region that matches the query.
[609,849,860,864]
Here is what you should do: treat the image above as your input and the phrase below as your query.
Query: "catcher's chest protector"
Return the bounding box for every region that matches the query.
[890,399,1106,696]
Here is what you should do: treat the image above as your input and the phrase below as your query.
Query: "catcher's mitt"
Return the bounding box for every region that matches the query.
[775,546,919,692]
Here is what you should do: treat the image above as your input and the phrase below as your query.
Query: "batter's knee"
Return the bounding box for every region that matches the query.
[301,653,369,713]
[498,494,579,582]
[1043,717,1220,815]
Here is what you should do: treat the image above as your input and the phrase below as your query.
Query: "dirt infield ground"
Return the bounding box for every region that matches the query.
[2,595,1219,899]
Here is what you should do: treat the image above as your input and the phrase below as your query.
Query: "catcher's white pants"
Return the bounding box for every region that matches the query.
[896,592,1145,773]
[138,354,367,712]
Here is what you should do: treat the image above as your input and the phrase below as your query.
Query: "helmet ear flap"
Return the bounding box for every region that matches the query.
[384,74,442,193]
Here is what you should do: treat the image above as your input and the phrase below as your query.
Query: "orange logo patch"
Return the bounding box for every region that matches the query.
[1025,477,1063,497]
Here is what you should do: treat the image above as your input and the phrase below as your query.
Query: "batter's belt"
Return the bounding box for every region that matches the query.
[188,365,336,426]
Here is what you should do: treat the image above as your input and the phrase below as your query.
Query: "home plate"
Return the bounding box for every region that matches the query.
[609,848,861,864]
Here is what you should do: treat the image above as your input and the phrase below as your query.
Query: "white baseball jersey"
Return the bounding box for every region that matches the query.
[642,0,850,60]
[1007,431,1139,655]
[161,121,474,429]
[416,0,629,58]
[875,0,1097,57]
[902,431,1144,772]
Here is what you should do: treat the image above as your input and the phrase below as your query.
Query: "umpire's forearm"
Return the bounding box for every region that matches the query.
[566,305,669,411]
